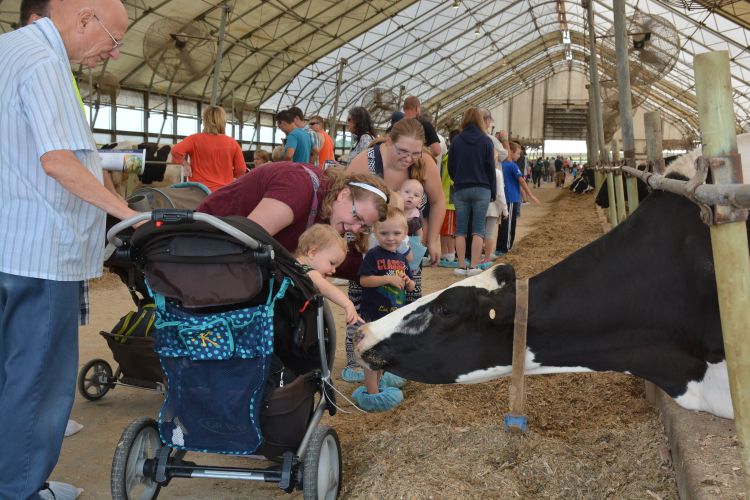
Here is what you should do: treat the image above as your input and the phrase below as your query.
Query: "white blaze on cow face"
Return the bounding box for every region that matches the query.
[674,361,733,419]
[355,266,511,355]
[454,348,593,384]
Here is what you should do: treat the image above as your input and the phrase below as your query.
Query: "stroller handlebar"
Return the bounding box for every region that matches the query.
[107,210,265,253]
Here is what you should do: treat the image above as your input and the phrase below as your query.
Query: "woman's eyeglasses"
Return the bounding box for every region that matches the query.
[393,144,422,161]
[350,198,372,233]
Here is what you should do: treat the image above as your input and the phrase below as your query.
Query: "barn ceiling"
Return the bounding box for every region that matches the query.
[0,0,748,134]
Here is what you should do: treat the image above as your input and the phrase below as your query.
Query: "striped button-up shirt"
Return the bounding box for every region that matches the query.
[0,18,105,281]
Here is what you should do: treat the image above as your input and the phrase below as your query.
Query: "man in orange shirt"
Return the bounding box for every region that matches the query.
[170,106,246,192]
[310,115,335,166]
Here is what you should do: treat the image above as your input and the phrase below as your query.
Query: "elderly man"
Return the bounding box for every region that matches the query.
[0,1,136,498]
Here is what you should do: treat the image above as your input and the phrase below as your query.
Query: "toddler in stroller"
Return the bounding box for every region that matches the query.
[107,209,341,499]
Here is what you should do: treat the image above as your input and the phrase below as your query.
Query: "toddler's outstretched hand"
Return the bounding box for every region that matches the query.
[345,302,364,326]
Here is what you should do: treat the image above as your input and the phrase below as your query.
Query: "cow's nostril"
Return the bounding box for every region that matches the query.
[354,327,366,345]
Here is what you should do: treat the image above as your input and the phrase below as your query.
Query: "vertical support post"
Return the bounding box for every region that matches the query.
[328,58,347,137]
[645,111,665,174]
[606,171,617,227]
[613,0,636,173]
[585,0,607,164]
[254,109,261,150]
[626,176,639,214]
[695,51,750,487]
[210,3,231,107]
[614,172,627,223]
[611,138,619,161]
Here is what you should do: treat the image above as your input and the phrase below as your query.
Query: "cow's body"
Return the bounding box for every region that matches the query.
[356,164,738,419]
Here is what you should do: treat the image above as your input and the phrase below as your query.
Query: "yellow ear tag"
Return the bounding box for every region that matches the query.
[489,308,496,320]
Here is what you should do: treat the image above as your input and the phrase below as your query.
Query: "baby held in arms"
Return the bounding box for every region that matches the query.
[397,178,424,240]
[295,224,363,325]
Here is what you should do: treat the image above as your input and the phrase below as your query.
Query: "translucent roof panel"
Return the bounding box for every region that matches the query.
[263,0,750,134]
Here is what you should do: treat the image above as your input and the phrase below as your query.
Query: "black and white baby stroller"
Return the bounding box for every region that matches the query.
[106,209,341,499]
[77,183,211,401]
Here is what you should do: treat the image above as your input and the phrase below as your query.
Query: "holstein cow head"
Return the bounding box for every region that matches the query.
[356,265,518,384]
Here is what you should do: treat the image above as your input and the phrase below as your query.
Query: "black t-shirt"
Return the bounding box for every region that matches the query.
[554,158,564,172]
[417,117,440,147]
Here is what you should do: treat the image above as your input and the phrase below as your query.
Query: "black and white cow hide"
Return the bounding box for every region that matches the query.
[356,149,737,419]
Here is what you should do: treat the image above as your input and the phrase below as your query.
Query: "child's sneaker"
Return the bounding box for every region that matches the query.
[466,267,482,277]
[453,267,468,276]
[341,366,364,382]
[492,250,505,258]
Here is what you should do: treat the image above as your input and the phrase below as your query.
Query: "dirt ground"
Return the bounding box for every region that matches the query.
[55,180,681,498]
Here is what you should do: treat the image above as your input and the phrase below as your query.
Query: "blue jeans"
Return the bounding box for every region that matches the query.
[453,186,491,238]
[0,273,79,499]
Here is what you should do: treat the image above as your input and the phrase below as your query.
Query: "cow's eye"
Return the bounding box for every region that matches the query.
[436,303,450,317]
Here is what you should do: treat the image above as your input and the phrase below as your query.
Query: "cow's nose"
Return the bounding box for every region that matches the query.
[354,324,367,345]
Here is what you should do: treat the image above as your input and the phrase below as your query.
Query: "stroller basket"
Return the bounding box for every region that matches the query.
[100,331,163,388]
[152,277,291,455]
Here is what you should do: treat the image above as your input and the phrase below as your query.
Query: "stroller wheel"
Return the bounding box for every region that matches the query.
[302,425,341,500]
[77,358,113,401]
[112,417,162,500]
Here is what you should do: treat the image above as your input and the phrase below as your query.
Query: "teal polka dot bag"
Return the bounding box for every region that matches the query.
[151,277,291,455]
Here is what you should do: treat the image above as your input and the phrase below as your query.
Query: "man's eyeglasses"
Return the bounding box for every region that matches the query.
[393,144,422,161]
[350,198,371,233]
[93,14,124,51]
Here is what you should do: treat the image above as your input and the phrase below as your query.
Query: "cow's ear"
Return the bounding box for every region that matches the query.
[492,264,516,289]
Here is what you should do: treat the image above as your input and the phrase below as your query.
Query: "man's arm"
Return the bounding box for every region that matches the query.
[41,150,136,220]
[283,147,295,161]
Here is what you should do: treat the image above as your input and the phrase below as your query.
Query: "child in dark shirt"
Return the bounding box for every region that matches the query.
[352,207,415,412]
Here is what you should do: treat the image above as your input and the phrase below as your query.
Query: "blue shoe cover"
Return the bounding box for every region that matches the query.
[379,371,407,389]
[352,386,403,412]
[341,366,364,382]
[438,258,459,268]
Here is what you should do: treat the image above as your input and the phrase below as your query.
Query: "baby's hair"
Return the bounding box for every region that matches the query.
[296,224,347,258]
[376,206,408,231]
[399,178,424,195]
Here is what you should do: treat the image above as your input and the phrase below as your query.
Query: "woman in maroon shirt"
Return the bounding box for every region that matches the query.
[197,161,389,254]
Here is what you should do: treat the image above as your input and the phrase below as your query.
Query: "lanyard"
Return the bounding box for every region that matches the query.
[70,74,85,116]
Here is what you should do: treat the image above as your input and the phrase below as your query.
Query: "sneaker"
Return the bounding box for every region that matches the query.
[492,250,505,258]
[466,267,482,277]
[439,257,459,268]
[454,267,468,276]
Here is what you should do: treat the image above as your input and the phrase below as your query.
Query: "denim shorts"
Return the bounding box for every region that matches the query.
[453,186,491,237]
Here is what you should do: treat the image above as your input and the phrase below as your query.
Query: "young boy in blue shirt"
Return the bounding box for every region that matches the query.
[499,142,540,254]
[352,207,415,411]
